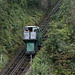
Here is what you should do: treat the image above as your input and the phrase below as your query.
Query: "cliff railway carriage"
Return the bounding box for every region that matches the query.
[23,26,42,55]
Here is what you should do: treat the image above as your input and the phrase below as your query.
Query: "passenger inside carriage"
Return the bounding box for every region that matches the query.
[24,29,29,32]
[34,28,38,32]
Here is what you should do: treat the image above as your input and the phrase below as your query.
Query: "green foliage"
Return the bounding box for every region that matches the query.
[7,0,41,9]
[50,0,58,7]
[27,0,41,8]
[45,21,75,74]
[44,0,75,74]
[29,49,55,75]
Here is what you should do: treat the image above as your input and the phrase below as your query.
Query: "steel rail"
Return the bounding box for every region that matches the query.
[21,64,30,75]
[16,59,30,75]
[41,1,62,40]
[9,55,26,75]
[1,45,25,75]
[5,50,25,75]
[40,0,62,27]
[42,1,62,28]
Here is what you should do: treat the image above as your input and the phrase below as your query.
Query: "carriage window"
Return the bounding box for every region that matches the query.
[29,28,32,32]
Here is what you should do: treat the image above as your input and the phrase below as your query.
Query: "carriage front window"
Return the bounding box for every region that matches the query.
[23,27,37,40]
[29,27,32,32]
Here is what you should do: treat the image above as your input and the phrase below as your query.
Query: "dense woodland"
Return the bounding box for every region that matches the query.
[0,0,75,75]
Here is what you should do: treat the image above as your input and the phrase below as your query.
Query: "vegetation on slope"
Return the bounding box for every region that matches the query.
[29,0,75,75]
[0,0,44,71]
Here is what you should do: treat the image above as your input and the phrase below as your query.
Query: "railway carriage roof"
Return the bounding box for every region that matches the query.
[25,26,39,28]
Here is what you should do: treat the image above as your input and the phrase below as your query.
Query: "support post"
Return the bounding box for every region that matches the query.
[30,55,32,65]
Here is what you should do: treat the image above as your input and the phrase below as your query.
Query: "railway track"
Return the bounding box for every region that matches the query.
[9,56,26,75]
[1,1,62,75]
[41,1,62,35]
[16,61,30,75]
[6,51,25,75]
[40,1,62,41]
[1,46,25,75]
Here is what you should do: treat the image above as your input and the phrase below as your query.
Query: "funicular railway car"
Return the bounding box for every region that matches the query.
[23,26,42,55]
